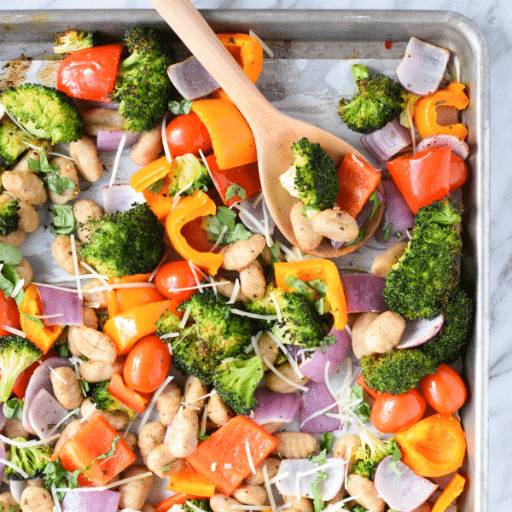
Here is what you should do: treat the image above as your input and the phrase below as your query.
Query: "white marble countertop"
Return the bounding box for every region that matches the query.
[3,0,504,510]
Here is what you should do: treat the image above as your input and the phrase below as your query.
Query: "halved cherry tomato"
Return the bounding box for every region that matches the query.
[123,335,171,393]
[419,364,467,414]
[165,112,213,157]
[0,289,21,338]
[449,152,468,191]
[154,260,204,303]
[370,389,426,434]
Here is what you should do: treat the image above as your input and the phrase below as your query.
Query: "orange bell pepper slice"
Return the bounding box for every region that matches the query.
[335,154,381,217]
[167,465,216,497]
[57,415,136,487]
[165,190,224,275]
[414,82,469,140]
[186,416,278,495]
[191,99,257,171]
[19,284,64,354]
[130,156,174,193]
[395,413,466,477]
[104,299,176,354]
[217,33,264,84]
[274,259,347,330]
[431,473,466,512]
[107,373,150,414]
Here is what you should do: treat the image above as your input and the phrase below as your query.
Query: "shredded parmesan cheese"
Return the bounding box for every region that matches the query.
[268,293,282,323]
[188,260,203,294]
[179,304,192,328]
[262,464,275,510]
[47,273,101,283]
[0,457,29,479]
[275,504,293,512]
[171,181,194,210]
[55,471,153,492]
[182,391,214,408]
[266,331,303,379]
[108,133,127,188]
[10,279,24,300]
[51,483,62,512]
[31,282,80,294]
[47,408,80,438]
[0,325,25,337]
[0,433,60,448]
[159,332,180,340]
[249,30,274,58]
[49,366,67,384]
[233,203,269,242]
[137,376,174,434]
[210,224,228,252]
[2,106,32,136]
[161,111,173,165]
[261,198,272,247]
[80,402,96,423]
[245,440,256,474]
[69,234,82,301]
[230,309,278,321]
[201,401,208,437]
[227,279,241,304]
[199,148,215,185]
[262,355,308,392]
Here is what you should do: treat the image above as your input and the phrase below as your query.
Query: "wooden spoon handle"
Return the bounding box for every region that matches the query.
[150,0,278,124]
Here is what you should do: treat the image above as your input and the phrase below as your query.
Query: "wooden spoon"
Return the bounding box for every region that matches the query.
[151,0,384,258]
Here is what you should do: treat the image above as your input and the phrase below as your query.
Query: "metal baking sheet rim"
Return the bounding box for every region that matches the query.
[0,9,490,512]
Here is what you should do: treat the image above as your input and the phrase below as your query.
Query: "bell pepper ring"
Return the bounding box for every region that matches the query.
[165,190,224,275]
[413,82,469,140]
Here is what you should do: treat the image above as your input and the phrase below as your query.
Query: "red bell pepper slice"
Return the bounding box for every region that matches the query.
[386,146,452,214]
[107,373,151,414]
[206,154,261,206]
[335,154,381,217]
[57,44,124,102]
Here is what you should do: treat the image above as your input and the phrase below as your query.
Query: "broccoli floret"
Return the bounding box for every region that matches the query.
[90,381,136,420]
[110,27,173,132]
[0,198,19,237]
[420,287,473,365]
[5,437,52,480]
[0,117,42,169]
[382,198,462,320]
[156,290,257,384]
[351,429,400,480]
[53,30,94,54]
[248,286,330,348]
[338,64,404,134]
[182,499,213,512]
[0,335,42,402]
[77,202,165,278]
[212,354,263,415]
[0,84,84,144]
[168,153,212,196]
[279,137,339,211]
[360,348,437,396]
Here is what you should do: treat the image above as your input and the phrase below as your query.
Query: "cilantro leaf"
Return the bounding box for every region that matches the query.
[51,205,78,235]
[3,398,23,420]
[350,384,371,424]
[225,183,247,202]
[168,99,193,115]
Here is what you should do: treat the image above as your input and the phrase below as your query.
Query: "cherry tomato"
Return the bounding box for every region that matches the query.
[0,289,21,338]
[419,364,467,414]
[155,261,204,303]
[123,335,171,393]
[449,152,469,191]
[370,389,426,434]
[165,113,212,157]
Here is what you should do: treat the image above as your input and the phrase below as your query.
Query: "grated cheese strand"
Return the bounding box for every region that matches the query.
[179,304,192,329]
[46,408,81,438]
[108,133,127,188]
[188,260,203,294]
[268,293,282,323]
[245,440,256,475]
[49,366,67,384]
[80,402,96,423]
[262,355,308,392]
[137,376,174,434]
[261,198,273,247]
[262,463,276,511]
[228,279,241,304]
[69,234,82,301]
[55,471,153,492]
[51,483,62,512]
[172,181,194,210]
[0,325,26,337]
[210,224,228,252]
[10,279,24,300]
[0,433,60,448]
[31,282,80,294]
[161,111,173,165]
[266,331,303,379]
[249,29,274,58]
[231,309,278,321]
[201,401,209,437]
[0,457,29,479]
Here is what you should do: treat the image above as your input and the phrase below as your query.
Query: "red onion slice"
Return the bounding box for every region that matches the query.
[73,99,119,111]
[361,119,412,162]
[374,456,438,512]
[27,388,72,439]
[300,381,341,434]
[397,314,444,349]
[416,134,470,160]
[249,388,300,425]
[36,284,83,326]
[22,357,73,434]
[238,195,275,237]
[375,178,414,246]
[168,57,221,100]
[275,458,345,501]
[299,327,351,382]
[96,130,140,152]
[62,490,121,512]
[341,274,388,313]
[101,184,145,214]
[396,37,450,96]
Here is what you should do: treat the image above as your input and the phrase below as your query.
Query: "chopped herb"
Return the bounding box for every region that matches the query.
[225,183,247,201]
[394,230,403,238]
[387,438,402,476]
[20,313,44,328]
[229,37,236,44]
[0,242,23,266]
[3,398,23,420]
[311,469,327,512]
[51,205,77,235]
[168,99,193,115]
[28,147,77,195]
[197,430,212,441]
[307,279,327,297]
[58,343,71,358]
[382,223,392,243]
[205,206,253,244]
[319,335,336,353]
[285,276,316,301]
[350,384,371,424]
[319,432,334,453]
[147,178,165,194]
[0,263,23,305]
[345,191,381,246]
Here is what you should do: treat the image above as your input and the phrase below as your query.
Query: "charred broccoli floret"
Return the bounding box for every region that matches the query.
[248,286,330,348]
[182,499,213,512]
[352,429,401,480]
[0,117,42,169]
[77,202,165,278]
[420,286,473,365]
[338,64,404,134]
[53,29,94,54]
[0,198,19,237]
[110,27,173,131]
[156,290,257,384]
[360,348,437,396]
[168,153,212,196]
[0,84,84,144]
[382,198,462,320]
[212,354,263,415]
[0,335,42,402]
[279,137,339,211]
[5,438,52,480]
[90,381,136,420]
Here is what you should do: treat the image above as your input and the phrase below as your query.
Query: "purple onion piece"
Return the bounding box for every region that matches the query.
[36,284,83,326]
[396,37,450,96]
[101,184,145,214]
[397,314,444,349]
[168,57,220,100]
[62,490,121,512]
[299,327,352,382]
[96,130,140,152]
[238,196,274,236]
[361,119,412,162]
[73,99,119,111]
[28,388,72,439]
[416,134,470,160]
[341,274,388,313]
[375,178,414,246]
[300,381,341,434]
[249,388,300,425]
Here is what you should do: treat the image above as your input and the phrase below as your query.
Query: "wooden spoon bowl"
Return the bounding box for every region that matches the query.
[151,0,384,257]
